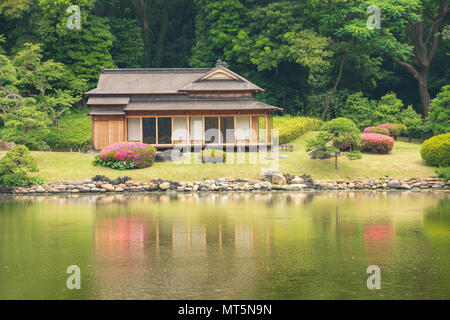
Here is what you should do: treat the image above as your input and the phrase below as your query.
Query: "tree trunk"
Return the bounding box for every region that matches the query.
[395,1,448,117]
[334,153,338,170]
[56,118,60,135]
[418,71,431,117]
[322,52,347,121]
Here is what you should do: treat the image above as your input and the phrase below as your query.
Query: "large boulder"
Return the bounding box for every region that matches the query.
[158,182,171,190]
[272,173,287,185]
[387,179,400,189]
[290,176,304,184]
[155,149,185,162]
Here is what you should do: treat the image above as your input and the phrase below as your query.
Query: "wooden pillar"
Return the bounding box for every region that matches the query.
[140,117,143,143]
[155,116,159,145]
[267,114,273,145]
[186,116,190,144]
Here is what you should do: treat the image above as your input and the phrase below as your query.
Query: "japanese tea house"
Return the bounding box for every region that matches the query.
[87,60,283,150]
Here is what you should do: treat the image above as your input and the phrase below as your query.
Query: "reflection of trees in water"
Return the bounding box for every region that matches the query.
[423,197,450,237]
[6,191,449,210]
[1,192,448,299]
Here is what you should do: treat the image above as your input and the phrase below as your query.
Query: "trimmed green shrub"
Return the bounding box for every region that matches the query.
[306,118,362,169]
[420,133,450,167]
[1,172,45,187]
[273,116,322,144]
[435,167,450,182]
[0,145,44,186]
[199,149,226,164]
[94,142,156,170]
[322,117,361,151]
[360,133,395,154]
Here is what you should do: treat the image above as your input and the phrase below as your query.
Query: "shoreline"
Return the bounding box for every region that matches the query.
[5,175,449,195]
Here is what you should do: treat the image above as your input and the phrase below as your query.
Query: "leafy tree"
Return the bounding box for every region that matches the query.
[48,15,116,84]
[400,105,424,141]
[231,2,331,74]
[41,91,78,135]
[305,0,387,120]
[0,44,79,146]
[109,17,145,68]
[340,92,376,130]
[374,93,404,124]
[306,117,362,169]
[0,54,19,100]
[427,85,450,134]
[190,0,245,67]
[337,0,449,116]
[12,43,65,95]
[2,102,51,149]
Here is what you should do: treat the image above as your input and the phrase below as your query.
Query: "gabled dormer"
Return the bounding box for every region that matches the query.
[179,60,263,97]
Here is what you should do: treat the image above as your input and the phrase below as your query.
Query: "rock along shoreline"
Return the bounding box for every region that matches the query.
[5,173,450,195]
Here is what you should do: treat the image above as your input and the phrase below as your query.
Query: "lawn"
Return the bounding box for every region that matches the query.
[0,131,435,183]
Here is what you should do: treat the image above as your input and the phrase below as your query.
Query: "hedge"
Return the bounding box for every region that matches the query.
[420,133,450,167]
[273,116,322,144]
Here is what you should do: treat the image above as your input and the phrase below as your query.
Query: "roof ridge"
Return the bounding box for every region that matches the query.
[102,68,212,73]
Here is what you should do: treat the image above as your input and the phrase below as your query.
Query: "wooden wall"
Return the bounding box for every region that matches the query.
[92,115,125,150]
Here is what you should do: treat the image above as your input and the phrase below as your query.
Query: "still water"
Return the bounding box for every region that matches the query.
[0,191,448,300]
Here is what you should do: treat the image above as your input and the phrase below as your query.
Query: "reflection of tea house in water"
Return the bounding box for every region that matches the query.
[87,60,283,150]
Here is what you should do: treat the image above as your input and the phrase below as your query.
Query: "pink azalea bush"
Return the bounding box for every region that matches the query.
[360,133,395,154]
[363,126,390,136]
[93,142,156,170]
[377,123,406,139]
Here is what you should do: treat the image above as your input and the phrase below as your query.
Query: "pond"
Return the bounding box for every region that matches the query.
[0,191,448,300]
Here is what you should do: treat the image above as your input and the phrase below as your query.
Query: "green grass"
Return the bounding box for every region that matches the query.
[0,131,435,183]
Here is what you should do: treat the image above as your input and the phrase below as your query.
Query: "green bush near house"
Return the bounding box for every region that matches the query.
[273,116,322,144]
[41,110,92,151]
[420,133,450,167]
[0,145,44,187]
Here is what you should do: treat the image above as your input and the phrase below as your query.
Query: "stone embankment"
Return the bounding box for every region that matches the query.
[8,173,449,194]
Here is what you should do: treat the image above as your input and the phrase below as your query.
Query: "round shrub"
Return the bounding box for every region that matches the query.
[363,126,390,135]
[322,117,361,151]
[360,133,395,154]
[420,133,450,167]
[332,137,359,151]
[94,142,156,170]
[199,149,226,164]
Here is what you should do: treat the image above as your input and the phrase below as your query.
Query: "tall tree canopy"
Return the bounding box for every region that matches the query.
[0,0,448,119]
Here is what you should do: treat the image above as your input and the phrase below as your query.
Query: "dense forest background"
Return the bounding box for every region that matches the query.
[0,0,448,148]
